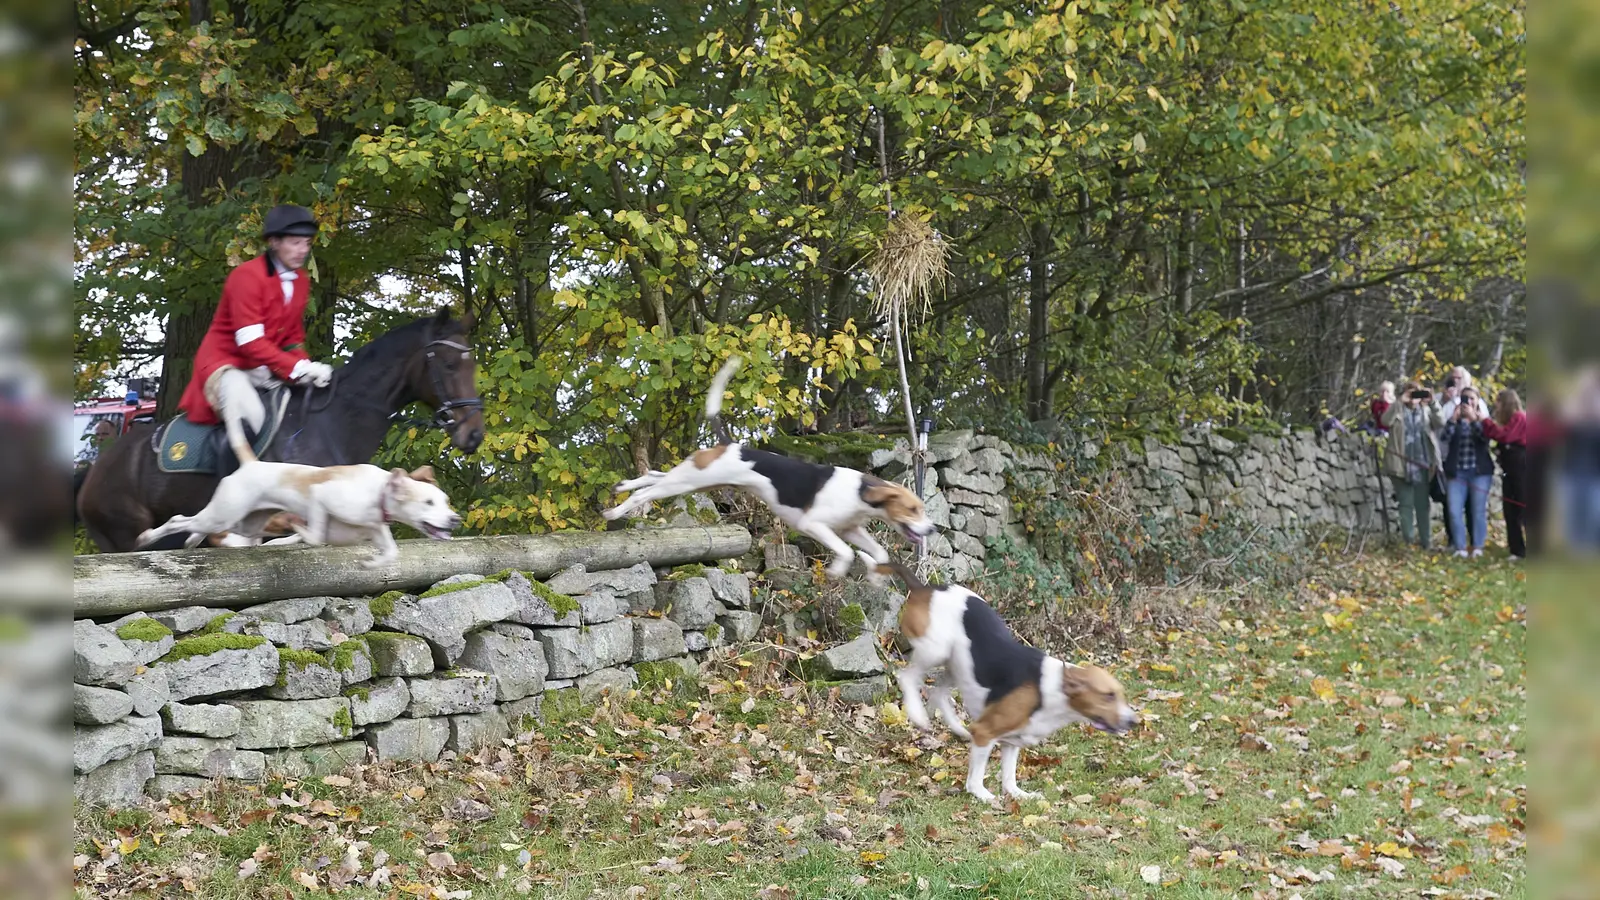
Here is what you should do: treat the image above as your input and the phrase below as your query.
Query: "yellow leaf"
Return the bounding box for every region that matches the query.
[1485,823,1513,844]
[1375,841,1413,858]
[293,870,319,890]
[118,836,140,855]
[859,850,886,865]
[1311,677,1337,701]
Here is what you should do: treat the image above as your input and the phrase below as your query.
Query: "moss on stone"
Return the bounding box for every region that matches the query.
[342,684,372,702]
[329,638,369,673]
[363,630,423,647]
[529,580,579,618]
[703,621,722,642]
[0,616,26,642]
[116,618,173,643]
[275,648,329,687]
[331,705,353,738]
[668,563,708,580]
[157,633,267,664]
[368,591,404,618]
[838,604,866,634]
[761,431,894,465]
[195,612,236,636]
[418,577,489,599]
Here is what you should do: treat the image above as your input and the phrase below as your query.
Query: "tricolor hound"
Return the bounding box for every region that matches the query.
[602,358,936,580]
[876,560,1137,802]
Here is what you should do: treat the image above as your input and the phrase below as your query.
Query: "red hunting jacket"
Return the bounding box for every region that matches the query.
[178,255,311,425]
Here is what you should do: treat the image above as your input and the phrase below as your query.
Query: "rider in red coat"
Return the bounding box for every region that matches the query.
[177,205,335,452]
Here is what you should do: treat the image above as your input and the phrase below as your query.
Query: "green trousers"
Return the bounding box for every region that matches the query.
[1392,475,1432,549]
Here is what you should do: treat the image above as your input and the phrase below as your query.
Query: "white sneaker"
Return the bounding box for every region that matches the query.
[1455,550,1470,558]
[1509,554,1524,561]
[1471,548,1483,558]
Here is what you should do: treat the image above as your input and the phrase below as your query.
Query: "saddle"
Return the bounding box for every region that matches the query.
[152,387,290,476]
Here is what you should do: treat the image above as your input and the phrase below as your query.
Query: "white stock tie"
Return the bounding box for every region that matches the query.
[279,269,296,305]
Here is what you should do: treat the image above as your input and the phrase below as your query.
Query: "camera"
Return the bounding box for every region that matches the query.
[1410,389,1431,401]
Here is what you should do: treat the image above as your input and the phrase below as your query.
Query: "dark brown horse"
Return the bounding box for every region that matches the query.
[78,308,485,552]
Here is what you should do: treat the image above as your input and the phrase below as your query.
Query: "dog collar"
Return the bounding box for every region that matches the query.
[379,484,395,524]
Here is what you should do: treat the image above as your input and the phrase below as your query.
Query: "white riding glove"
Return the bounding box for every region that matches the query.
[290,359,334,388]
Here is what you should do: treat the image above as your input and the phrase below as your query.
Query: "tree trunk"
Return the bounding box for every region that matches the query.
[1024,214,1052,420]
[73,526,754,617]
[306,254,336,359]
[1173,209,1195,354]
[1483,289,1515,382]
[154,0,250,418]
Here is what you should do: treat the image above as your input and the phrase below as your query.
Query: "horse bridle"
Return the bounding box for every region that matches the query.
[422,337,484,429]
[295,335,483,432]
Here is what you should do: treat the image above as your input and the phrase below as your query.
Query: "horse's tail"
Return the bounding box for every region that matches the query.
[705,356,742,445]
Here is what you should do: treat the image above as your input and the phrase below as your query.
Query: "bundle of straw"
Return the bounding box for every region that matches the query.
[866,215,949,327]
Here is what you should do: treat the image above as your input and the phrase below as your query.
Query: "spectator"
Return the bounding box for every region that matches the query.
[1382,381,1442,548]
[1434,375,1460,549]
[1561,367,1600,553]
[1368,381,1395,436]
[1441,385,1495,557]
[1481,388,1528,560]
[75,419,115,470]
[1440,367,1491,421]
[1524,392,1560,557]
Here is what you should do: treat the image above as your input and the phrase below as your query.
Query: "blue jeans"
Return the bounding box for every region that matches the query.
[1564,474,1600,553]
[1447,474,1492,552]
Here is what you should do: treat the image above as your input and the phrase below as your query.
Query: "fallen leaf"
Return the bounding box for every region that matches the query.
[1140,864,1162,885]
[236,858,258,880]
[292,870,318,890]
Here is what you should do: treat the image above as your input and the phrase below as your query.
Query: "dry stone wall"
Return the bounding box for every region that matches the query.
[72,560,764,807]
[864,426,1396,578]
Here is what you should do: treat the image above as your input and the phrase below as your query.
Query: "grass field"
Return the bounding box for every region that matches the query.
[75,546,1525,899]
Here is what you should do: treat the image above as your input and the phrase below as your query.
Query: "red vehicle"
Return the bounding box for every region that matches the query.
[70,381,158,468]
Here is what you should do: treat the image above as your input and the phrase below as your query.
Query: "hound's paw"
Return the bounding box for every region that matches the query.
[966,785,998,804]
[1004,787,1044,801]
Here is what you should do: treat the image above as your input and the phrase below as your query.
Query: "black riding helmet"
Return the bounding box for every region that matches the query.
[262,204,318,238]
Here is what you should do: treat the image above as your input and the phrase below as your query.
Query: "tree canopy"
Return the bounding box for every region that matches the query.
[76,0,1524,531]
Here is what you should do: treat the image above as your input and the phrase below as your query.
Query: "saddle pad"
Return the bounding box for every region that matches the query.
[154,388,289,474]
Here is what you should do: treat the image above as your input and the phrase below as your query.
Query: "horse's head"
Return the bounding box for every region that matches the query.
[411,308,484,454]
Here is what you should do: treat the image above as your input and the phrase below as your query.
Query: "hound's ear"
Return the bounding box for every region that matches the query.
[859,475,888,507]
[408,465,436,484]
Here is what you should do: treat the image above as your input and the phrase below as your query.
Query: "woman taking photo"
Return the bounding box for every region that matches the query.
[1481,389,1528,560]
[1381,382,1442,548]
[1441,386,1496,557]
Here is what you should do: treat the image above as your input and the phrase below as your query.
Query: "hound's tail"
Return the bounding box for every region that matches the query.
[223,412,259,465]
[705,356,742,445]
[874,560,927,592]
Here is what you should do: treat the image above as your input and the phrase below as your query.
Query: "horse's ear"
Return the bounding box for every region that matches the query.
[408,465,436,484]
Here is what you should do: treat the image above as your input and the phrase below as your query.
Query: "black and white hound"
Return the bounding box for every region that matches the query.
[602,358,936,580]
